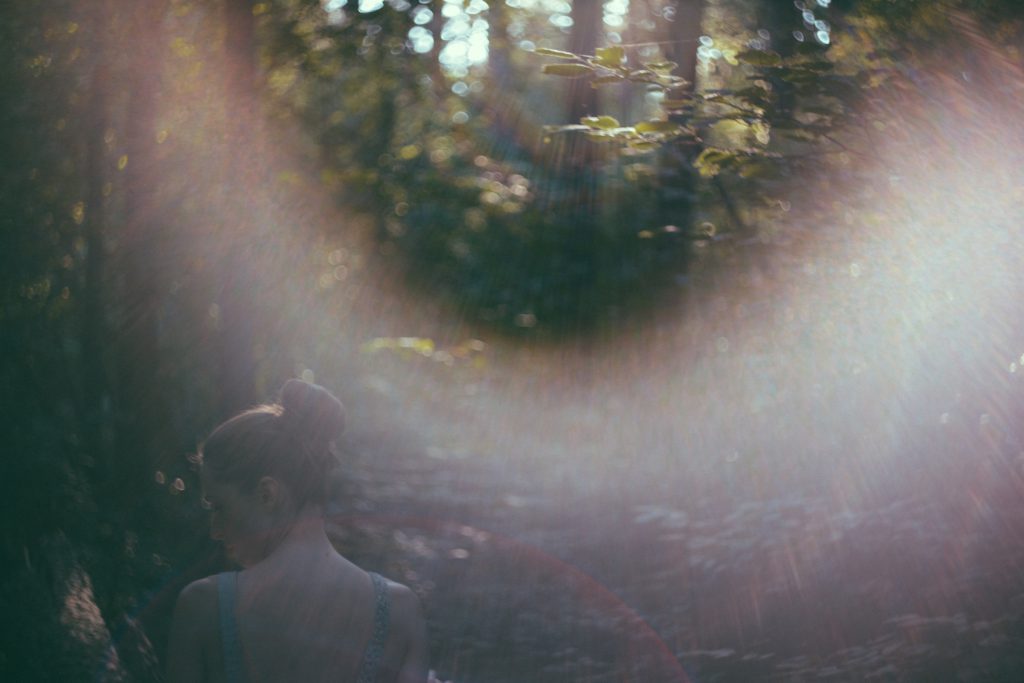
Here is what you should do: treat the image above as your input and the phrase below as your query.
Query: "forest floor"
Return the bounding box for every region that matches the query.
[327,404,1024,683]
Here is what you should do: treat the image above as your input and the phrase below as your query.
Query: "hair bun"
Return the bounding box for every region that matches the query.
[279,379,345,449]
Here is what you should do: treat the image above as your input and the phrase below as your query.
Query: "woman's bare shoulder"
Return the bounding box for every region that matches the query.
[383,578,424,623]
[174,575,220,629]
[167,575,221,682]
[381,578,428,683]
[381,577,426,647]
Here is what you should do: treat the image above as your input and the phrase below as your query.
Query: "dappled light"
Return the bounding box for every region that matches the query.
[5,0,1024,681]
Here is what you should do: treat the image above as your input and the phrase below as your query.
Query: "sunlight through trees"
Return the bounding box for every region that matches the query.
[4,0,1024,680]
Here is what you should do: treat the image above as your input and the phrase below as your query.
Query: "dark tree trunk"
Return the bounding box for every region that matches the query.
[365,11,402,243]
[118,0,171,483]
[541,0,606,204]
[756,0,801,115]
[219,0,260,414]
[757,0,801,56]
[489,0,512,89]
[98,0,174,620]
[662,0,702,92]
[657,0,704,233]
[80,0,112,480]
[427,0,448,97]
[566,0,603,125]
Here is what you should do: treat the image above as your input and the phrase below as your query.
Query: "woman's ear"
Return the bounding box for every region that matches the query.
[257,476,282,509]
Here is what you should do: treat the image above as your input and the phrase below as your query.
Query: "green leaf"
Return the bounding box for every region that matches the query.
[660,98,690,109]
[701,93,731,104]
[594,46,625,67]
[627,140,659,152]
[542,63,594,77]
[697,149,733,164]
[534,47,577,59]
[581,115,621,130]
[695,147,742,177]
[644,61,678,75]
[636,120,684,135]
[736,49,782,67]
[591,74,625,88]
[738,158,776,178]
[657,75,689,88]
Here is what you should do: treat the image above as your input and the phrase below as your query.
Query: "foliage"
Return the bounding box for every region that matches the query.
[380,145,690,334]
[255,0,695,335]
[538,33,870,208]
[337,445,1024,683]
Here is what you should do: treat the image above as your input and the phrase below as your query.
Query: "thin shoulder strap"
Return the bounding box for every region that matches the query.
[218,571,246,683]
[354,572,391,683]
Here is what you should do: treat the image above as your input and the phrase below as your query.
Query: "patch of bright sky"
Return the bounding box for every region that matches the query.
[508,0,571,12]
[439,0,581,74]
[438,0,489,76]
[408,4,435,53]
[408,25,434,53]
[326,0,629,73]
[604,0,627,30]
[696,35,722,63]
[796,0,831,45]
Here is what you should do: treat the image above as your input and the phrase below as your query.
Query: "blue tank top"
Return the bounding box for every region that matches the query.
[217,571,392,683]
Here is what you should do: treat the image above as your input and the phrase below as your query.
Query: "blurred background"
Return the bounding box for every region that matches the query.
[4,0,1024,680]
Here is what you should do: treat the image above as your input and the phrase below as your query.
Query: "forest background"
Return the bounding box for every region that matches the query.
[4,0,1024,680]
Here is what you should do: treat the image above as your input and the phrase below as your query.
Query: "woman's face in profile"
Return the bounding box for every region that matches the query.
[200,469,272,568]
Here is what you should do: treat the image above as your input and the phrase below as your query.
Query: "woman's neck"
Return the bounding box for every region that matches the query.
[260,510,337,568]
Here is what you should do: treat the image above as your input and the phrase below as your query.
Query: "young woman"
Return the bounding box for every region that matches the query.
[167,380,428,683]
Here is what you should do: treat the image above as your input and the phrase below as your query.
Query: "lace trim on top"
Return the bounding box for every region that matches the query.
[218,572,246,683]
[355,572,391,683]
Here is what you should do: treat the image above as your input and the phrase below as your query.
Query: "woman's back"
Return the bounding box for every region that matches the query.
[166,380,427,683]
[234,556,419,682]
[171,527,425,683]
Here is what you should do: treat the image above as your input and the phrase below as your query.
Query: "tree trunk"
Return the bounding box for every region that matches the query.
[219,0,260,413]
[119,0,171,479]
[656,0,704,233]
[489,0,512,89]
[662,0,702,92]
[427,0,448,98]
[756,0,800,115]
[101,0,173,620]
[81,0,112,481]
[539,0,606,209]
[566,0,603,125]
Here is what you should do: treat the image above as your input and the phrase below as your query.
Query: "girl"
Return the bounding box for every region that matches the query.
[167,380,427,683]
